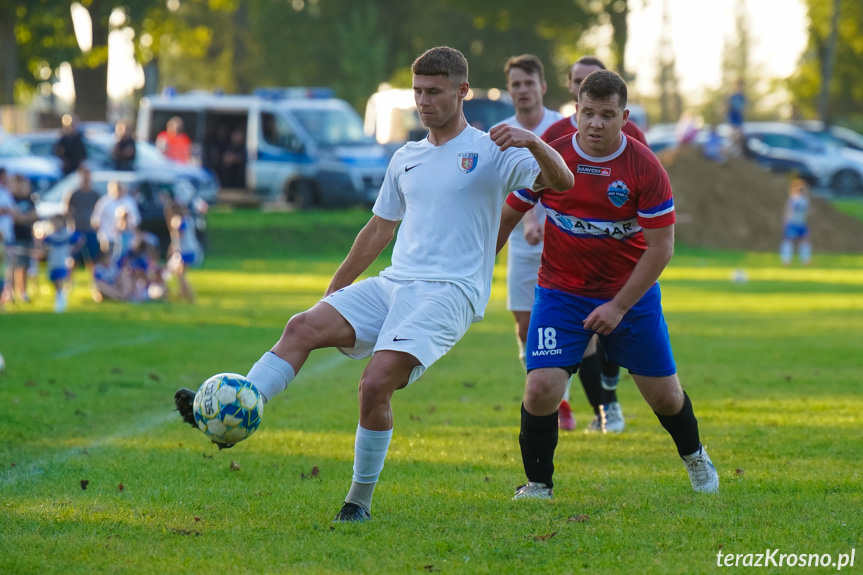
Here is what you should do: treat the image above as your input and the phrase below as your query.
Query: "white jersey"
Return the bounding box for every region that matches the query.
[495,108,564,257]
[374,125,541,320]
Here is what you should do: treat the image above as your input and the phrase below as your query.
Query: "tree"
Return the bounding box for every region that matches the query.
[788,0,863,128]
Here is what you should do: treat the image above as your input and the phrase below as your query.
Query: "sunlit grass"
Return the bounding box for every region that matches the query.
[1,211,861,575]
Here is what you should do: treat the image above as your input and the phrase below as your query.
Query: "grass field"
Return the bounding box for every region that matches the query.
[1,208,861,574]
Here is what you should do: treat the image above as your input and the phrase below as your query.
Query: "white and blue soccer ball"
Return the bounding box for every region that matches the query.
[193,373,264,445]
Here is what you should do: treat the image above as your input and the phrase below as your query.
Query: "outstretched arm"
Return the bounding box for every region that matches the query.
[325,214,399,296]
[489,124,573,192]
[583,224,675,335]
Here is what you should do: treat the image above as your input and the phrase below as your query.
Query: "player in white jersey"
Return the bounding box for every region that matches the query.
[497,55,566,387]
[174,46,574,523]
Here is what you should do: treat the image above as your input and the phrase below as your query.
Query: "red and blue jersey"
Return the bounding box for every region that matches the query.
[506,133,674,299]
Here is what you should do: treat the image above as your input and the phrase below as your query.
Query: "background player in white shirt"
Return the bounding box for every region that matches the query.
[174,46,574,523]
[495,55,567,410]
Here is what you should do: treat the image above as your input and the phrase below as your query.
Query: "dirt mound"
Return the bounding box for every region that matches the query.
[660,147,863,253]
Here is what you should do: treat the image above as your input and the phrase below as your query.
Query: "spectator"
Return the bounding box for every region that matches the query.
[156,117,192,164]
[92,250,133,301]
[780,178,812,265]
[727,79,746,156]
[0,230,6,309]
[10,174,38,303]
[55,114,87,176]
[220,129,246,188]
[0,169,17,304]
[41,214,83,313]
[702,125,727,164]
[64,165,102,274]
[166,201,200,303]
[91,181,140,255]
[112,121,137,170]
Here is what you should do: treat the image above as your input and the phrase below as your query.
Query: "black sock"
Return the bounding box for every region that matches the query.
[578,352,603,414]
[518,404,559,488]
[597,341,620,405]
[654,392,701,457]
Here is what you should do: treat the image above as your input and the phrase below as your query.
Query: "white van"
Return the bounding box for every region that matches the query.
[137,88,389,208]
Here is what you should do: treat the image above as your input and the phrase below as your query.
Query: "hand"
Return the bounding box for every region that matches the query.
[523,218,543,245]
[489,124,538,151]
[583,300,627,336]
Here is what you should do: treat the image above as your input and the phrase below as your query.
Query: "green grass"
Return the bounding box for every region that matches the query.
[1,209,861,574]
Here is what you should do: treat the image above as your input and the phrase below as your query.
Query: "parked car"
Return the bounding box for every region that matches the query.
[791,120,863,153]
[743,122,863,196]
[18,130,220,204]
[0,130,63,194]
[34,169,206,258]
[645,122,734,155]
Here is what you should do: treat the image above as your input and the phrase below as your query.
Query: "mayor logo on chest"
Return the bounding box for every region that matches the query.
[458,152,478,174]
[607,180,630,207]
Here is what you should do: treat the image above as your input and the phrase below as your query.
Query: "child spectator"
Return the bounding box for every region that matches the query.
[166,201,200,303]
[781,178,812,265]
[11,174,38,302]
[42,214,83,312]
[93,250,133,302]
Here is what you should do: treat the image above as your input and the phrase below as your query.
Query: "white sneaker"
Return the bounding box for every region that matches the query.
[684,447,719,493]
[602,402,625,433]
[513,482,553,500]
[54,292,67,313]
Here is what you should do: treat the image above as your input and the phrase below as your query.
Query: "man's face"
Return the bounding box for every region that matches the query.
[568,63,603,100]
[413,74,467,130]
[575,93,629,156]
[80,169,91,188]
[506,67,545,114]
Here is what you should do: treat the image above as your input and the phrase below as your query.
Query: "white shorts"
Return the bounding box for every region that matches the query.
[506,247,541,312]
[322,276,475,385]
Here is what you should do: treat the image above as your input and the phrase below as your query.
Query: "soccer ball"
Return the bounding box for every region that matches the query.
[193,373,264,446]
[0,352,5,373]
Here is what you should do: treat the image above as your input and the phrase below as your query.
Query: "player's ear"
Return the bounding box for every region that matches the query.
[621,108,630,125]
[458,81,470,99]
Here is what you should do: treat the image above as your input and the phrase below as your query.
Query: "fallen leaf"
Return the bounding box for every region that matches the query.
[568,515,590,523]
[63,389,76,399]
[229,461,241,471]
[531,531,558,541]
[410,414,422,421]
[735,468,745,476]
[194,517,201,522]
[462,381,476,388]
[80,480,89,490]
[10,462,16,468]
[311,466,319,477]
[148,373,161,381]
[74,410,87,417]
[118,483,124,492]
[171,528,201,536]
[24,380,37,387]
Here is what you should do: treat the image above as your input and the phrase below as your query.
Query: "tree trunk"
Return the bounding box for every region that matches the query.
[72,0,108,121]
[818,0,841,124]
[0,3,17,105]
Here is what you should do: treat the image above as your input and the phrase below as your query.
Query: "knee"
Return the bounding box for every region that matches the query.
[647,386,685,415]
[281,312,316,345]
[525,372,565,406]
[358,374,395,407]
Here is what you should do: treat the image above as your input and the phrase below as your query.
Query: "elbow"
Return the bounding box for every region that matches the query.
[551,171,574,192]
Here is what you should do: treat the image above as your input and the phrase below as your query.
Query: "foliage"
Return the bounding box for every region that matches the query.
[0,210,862,574]
[788,0,863,129]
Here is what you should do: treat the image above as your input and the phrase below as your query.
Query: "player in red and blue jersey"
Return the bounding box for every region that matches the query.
[498,69,719,499]
[541,55,650,434]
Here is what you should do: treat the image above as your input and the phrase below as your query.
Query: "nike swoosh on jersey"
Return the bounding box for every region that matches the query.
[404,163,421,172]
[392,336,413,342]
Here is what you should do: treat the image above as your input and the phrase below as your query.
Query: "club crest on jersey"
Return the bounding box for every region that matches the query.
[607,180,630,207]
[458,152,478,174]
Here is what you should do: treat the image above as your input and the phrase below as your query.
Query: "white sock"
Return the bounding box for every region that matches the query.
[345,425,392,512]
[246,351,295,402]
[780,240,793,264]
[563,376,571,402]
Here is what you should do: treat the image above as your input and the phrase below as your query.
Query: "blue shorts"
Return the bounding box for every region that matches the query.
[49,267,69,282]
[526,284,677,377]
[783,223,808,240]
